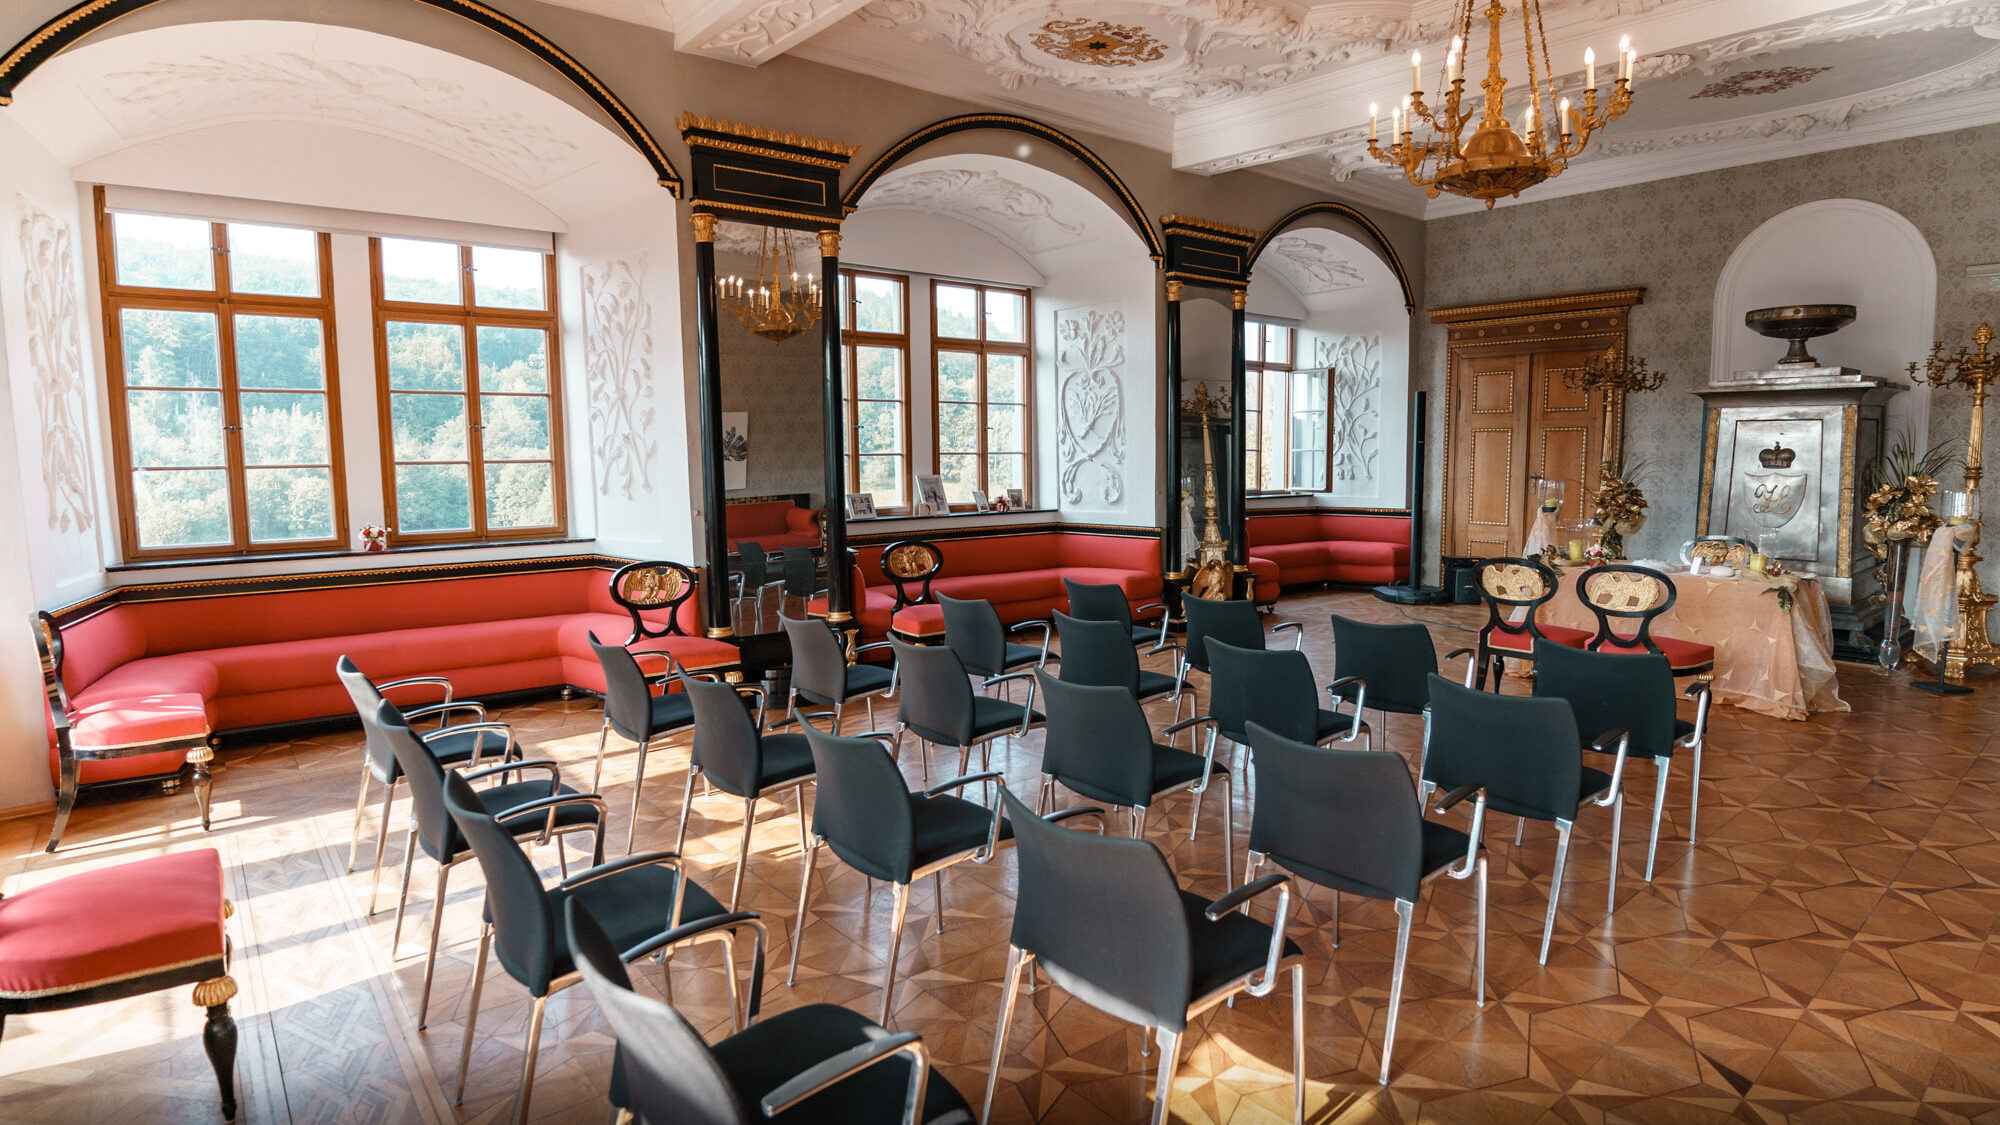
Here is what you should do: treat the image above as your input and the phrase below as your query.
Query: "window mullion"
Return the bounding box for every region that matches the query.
[214,298,255,551]
[464,312,487,537]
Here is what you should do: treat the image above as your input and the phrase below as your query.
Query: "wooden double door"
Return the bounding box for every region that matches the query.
[1434,290,1641,561]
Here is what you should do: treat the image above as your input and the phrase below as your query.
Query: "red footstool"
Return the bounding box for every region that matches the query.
[0,848,238,1119]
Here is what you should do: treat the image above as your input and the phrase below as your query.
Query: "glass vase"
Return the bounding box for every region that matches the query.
[1876,538,1911,671]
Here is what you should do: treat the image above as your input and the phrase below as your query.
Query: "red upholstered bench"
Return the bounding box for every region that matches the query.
[822,531,1162,641]
[45,560,738,783]
[1246,512,1413,590]
[725,498,822,550]
[0,847,239,1119]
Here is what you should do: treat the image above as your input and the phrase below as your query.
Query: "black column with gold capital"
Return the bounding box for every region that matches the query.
[690,212,731,637]
[677,113,859,643]
[819,230,851,622]
[1162,280,1184,577]
[1228,288,1248,566]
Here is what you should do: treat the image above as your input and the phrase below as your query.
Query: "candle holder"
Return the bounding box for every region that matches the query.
[1908,325,1999,683]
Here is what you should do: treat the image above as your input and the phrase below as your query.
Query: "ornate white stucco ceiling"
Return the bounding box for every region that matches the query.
[541,0,2000,218]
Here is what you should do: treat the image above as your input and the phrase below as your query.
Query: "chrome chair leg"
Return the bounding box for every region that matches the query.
[454,923,492,1105]
[1607,789,1625,915]
[1140,1025,1153,1058]
[1474,854,1489,1006]
[1515,816,1525,846]
[1645,755,1671,882]
[390,824,419,958]
[417,861,453,1029]
[787,837,819,986]
[881,881,910,1025]
[367,780,397,915]
[1540,819,1573,965]
[1378,898,1415,1084]
[1688,735,1705,846]
[673,763,698,854]
[928,860,944,932]
[626,736,655,854]
[981,947,1027,1124]
[515,994,549,1125]
[729,796,758,912]
[1219,774,1236,890]
[1150,1029,1181,1125]
[590,720,612,793]
[1290,961,1306,1118]
[346,764,374,871]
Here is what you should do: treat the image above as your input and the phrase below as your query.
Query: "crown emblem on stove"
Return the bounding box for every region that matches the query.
[1759,441,1797,469]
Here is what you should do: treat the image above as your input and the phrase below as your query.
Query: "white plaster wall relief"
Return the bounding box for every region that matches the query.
[863,169,1086,253]
[582,257,657,500]
[1263,233,1366,295]
[1317,333,1382,485]
[18,200,94,535]
[1055,306,1126,507]
[91,54,587,189]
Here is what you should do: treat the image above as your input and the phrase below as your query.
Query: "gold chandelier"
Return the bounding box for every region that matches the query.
[718,226,821,342]
[1366,0,1635,208]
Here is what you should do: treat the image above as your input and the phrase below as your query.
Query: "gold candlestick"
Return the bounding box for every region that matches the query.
[1182,382,1235,601]
[1909,322,2000,682]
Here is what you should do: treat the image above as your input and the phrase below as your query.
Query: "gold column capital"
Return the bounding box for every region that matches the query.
[1165,280,1183,302]
[817,229,841,257]
[1230,289,1247,311]
[691,213,717,243]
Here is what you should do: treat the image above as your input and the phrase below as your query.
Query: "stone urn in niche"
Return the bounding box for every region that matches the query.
[1745,304,1857,369]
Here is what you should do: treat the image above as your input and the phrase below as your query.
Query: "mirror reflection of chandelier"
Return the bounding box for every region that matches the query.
[718,226,821,342]
[1366,0,1635,208]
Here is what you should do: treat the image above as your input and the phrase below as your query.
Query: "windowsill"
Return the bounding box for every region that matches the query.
[846,508,1059,526]
[105,537,594,573]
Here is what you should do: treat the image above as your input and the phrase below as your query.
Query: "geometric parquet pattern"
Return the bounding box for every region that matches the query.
[3,589,1998,1124]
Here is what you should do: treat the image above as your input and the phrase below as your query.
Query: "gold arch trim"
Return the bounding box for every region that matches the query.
[0,0,683,195]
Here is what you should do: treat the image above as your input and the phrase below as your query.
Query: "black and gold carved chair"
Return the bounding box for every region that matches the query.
[1469,557,1591,689]
[608,560,699,644]
[880,539,943,610]
[1576,565,1716,676]
[35,611,215,853]
[1679,536,1755,569]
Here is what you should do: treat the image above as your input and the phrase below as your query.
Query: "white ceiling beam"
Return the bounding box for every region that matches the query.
[1170,0,1885,173]
[669,0,879,65]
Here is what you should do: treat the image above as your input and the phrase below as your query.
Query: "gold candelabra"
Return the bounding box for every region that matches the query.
[1562,345,1663,472]
[1182,382,1234,601]
[1909,322,1999,681]
[1366,0,1634,209]
[717,226,821,342]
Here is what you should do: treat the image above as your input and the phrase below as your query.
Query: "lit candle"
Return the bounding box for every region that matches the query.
[1560,96,1572,135]
[1391,104,1401,139]
[1448,36,1462,81]
[1619,35,1631,80]
[1524,102,1535,136]
[1369,102,1378,142]
[1567,539,1585,562]
[1584,47,1595,92]
[1411,49,1422,93]
[1626,47,1637,85]
[1747,553,1768,574]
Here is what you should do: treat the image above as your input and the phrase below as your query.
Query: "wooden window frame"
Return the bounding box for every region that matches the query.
[929,280,1033,510]
[839,268,912,514]
[96,190,350,561]
[1243,319,1295,493]
[1288,367,1332,492]
[370,238,566,546]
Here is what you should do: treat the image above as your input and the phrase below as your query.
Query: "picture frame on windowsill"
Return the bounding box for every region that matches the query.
[845,493,877,520]
[971,490,991,512]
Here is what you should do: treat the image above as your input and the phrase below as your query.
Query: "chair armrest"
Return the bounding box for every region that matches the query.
[1008,619,1054,666]
[1434,783,1482,812]
[402,700,485,726]
[625,911,770,1020]
[980,671,1041,732]
[1446,646,1479,687]
[426,722,517,763]
[922,771,1005,798]
[1682,678,1712,700]
[1325,676,1367,731]
[1681,679,1714,743]
[1206,873,1293,997]
[459,757,561,792]
[853,641,895,656]
[560,850,682,891]
[377,676,453,704]
[1043,806,1108,834]
[760,1033,929,1122]
[1270,621,1305,650]
[1133,602,1168,621]
[492,793,608,842]
[1590,729,1632,807]
[1161,714,1214,738]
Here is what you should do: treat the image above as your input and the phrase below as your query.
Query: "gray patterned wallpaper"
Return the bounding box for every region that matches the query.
[1418,122,2000,593]
[717,271,828,506]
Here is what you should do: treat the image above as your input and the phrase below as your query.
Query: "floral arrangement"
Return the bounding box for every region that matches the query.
[1586,458,1648,559]
[1583,540,1613,567]
[1862,474,1942,546]
[1748,568,1800,613]
[360,524,391,552]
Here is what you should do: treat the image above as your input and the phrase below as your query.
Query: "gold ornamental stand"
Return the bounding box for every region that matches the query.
[1910,322,2000,681]
[1182,382,1238,601]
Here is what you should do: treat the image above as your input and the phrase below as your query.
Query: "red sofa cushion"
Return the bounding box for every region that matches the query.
[1319,515,1410,544]
[1246,515,1325,549]
[728,502,820,549]
[931,571,1063,605]
[1256,543,1332,568]
[1327,541,1405,566]
[1592,634,1717,671]
[69,694,209,750]
[0,848,224,1000]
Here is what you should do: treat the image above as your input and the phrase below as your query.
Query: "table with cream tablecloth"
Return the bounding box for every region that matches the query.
[1528,567,1848,721]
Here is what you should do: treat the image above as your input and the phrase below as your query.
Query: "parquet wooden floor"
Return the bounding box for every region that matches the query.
[3,589,1998,1124]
